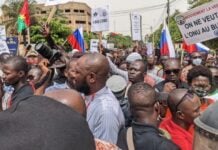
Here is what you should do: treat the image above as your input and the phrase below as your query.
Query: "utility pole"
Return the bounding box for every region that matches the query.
[167,0,170,25]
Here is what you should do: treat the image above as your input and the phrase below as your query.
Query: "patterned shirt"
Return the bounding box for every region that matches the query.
[85,86,125,144]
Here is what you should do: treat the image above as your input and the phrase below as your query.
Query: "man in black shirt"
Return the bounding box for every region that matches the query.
[2,56,33,106]
[117,82,179,150]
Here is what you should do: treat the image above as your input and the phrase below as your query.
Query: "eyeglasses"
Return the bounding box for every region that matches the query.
[175,89,194,112]
[165,69,180,75]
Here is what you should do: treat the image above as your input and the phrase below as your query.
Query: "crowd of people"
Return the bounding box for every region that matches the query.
[0,24,217,150]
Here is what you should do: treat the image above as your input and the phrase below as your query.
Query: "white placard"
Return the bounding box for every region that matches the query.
[0,40,10,54]
[91,6,109,32]
[90,39,107,52]
[130,13,142,41]
[146,42,153,55]
[0,25,6,41]
[175,0,218,45]
[45,0,71,6]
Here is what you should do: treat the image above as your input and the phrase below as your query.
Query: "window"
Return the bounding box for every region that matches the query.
[80,10,84,13]
[88,22,91,25]
[69,20,72,24]
[41,11,46,14]
[75,20,86,24]
[65,9,71,13]
[74,9,79,13]
[87,12,91,16]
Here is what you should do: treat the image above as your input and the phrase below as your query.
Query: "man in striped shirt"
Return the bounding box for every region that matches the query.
[73,53,125,144]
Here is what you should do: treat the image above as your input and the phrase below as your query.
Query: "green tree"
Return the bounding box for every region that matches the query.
[1,0,37,34]
[188,0,212,8]
[107,32,132,49]
[30,19,71,46]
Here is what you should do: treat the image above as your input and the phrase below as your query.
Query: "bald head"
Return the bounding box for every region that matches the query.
[78,53,109,81]
[44,89,86,117]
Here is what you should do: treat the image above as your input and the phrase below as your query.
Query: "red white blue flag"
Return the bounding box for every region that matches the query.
[67,27,85,53]
[182,41,209,54]
[160,21,175,57]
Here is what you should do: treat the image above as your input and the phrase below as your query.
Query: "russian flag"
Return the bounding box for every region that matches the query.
[182,41,209,53]
[67,27,85,52]
[160,21,175,58]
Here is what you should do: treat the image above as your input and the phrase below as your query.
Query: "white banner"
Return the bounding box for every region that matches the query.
[45,0,71,6]
[90,39,107,52]
[175,0,218,44]
[0,40,10,54]
[130,13,142,41]
[0,25,6,41]
[91,6,109,32]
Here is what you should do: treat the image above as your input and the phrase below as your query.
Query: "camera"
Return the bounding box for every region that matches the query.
[35,43,62,65]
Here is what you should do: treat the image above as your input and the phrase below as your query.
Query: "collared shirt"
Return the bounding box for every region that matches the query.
[45,81,70,93]
[85,86,125,144]
[160,118,193,150]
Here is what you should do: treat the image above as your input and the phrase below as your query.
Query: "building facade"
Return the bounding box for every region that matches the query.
[35,2,91,32]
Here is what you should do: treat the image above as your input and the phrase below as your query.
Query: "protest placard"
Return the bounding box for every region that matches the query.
[0,25,6,41]
[6,37,19,55]
[0,40,10,54]
[175,1,218,44]
[90,39,107,52]
[130,13,142,41]
[91,6,109,32]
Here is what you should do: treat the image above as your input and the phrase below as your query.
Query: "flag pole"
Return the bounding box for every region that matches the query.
[27,27,30,44]
[180,49,184,66]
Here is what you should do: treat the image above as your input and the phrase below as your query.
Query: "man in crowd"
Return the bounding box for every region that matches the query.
[155,58,188,93]
[72,53,125,144]
[117,82,179,150]
[181,52,203,83]
[187,65,214,110]
[45,89,120,150]
[2,56,34,108]
[160,88,201,150]
[0,94,95,150]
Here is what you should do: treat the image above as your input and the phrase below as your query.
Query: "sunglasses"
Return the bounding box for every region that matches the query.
[165,69,180,74]
[175,89,194,112]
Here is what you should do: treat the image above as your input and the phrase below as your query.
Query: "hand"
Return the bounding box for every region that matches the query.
[163,82,176,93]
[38,59,50,73]
[40,23,50,38]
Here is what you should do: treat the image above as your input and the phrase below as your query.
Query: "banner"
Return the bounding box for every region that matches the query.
[0,40,10,55]
[90,39,107,52]
[175,1,218,44]
[91,6,109,32]
[0,25,6,41]
[130,13,142,41]
[45,0,71,6]
[146,42,153,55]
[6,37,18,55]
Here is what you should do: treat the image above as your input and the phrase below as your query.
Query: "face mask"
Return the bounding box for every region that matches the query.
[193,87,208,98]
[192,58,202,66]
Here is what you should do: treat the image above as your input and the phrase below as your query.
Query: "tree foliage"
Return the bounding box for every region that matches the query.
[30,19,71,46]
[107,32,132,49]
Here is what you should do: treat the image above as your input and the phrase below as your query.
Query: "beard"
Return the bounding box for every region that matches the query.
[75,80,91,95]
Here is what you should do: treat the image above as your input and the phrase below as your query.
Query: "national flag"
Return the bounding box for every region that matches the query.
[182,41,209,53]
[17,0,30,33]
[160,21,175,57]
[67,27,85,52]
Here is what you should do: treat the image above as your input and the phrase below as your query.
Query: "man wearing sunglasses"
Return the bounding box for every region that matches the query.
[160,88,201,150]
[155,58,189,93]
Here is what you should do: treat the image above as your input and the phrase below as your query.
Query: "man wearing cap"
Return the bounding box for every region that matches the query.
[193,101,218,150]
[160,89,201,150]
